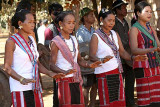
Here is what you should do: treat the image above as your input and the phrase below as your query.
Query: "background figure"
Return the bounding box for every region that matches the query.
[37,19,48,45]
[129,1,160,106]
[76,7,97,107]
[37,19,42,29]
[44,3,63,48]
[112,1,136,107]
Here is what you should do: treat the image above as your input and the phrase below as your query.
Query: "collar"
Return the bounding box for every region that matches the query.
[116,17,126,26]
[80,24,94,33]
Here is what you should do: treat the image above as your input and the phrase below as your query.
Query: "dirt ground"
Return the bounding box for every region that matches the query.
[0,35,54,107]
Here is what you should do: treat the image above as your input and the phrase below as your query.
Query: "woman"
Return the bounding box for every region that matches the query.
[129,1,160,107]
[50,11,101,107]
[4,9,63,107]
[89,8,147,107]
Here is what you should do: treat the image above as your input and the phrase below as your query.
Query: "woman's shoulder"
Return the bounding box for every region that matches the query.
[6,37,15,45]
[130,27,139,33]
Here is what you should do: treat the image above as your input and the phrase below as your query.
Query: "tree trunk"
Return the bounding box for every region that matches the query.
[106,0,113,9]
[101,0,113,9]
[101,0,107,8]
[91,0,99,22]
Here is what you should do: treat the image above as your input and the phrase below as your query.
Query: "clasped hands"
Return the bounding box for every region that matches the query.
[150,47,160,53]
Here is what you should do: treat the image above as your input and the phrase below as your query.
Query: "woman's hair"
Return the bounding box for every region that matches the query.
[81,12,90,24]
[48,3,63,16]
[134,0,147,6]
[16,0,32,12]
[55,11,75,25]
[11,9,31,29]
[134,1,151,19]
[98,8,114,22]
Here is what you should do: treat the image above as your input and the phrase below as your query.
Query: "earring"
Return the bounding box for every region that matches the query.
[60,26,63,30]
[19,26,23,29]
[100,22,103,26]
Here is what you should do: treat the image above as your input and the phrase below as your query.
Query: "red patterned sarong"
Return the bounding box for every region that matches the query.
[56,77,84,107]
[134,67,160,106]
[96,68,125,107]
[11,90,44,107]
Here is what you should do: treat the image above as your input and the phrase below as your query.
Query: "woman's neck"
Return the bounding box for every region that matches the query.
[18,30,29,41]
[138,19,147,27]
[61,30,70,39]
[84,22,92,32]
[101,26,110,35]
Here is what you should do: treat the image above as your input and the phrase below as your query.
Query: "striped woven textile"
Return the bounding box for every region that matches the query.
[11,90,44,107]
[134,67,160,106]
[96,68,125,107]
[56,77,84,107]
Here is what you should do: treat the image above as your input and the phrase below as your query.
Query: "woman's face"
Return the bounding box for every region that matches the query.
[138,6,152,22]
[61,14,75,34]
[102,14,115,31]
[85,12,95,24]
[21,13,35,34]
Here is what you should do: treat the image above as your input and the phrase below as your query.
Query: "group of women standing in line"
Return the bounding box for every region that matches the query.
[4,1,160,107]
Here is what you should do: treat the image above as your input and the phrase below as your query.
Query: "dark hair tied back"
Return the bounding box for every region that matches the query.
[11,9,31,29]
[134,1,151,19]
[48,3,63,15]
[55,11,74,26]
[98,8,114,22]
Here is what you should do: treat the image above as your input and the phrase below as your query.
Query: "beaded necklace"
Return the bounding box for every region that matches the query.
[59,33,76,58]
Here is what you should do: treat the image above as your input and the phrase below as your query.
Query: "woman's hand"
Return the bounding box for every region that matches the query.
[66,69,77,75]
[48,72,65,79]
[53,73,65,79]
[20,78,35,85]
[149,47,157,53]
[101,56,113,63]
[133,55,148,61]
[157,47,160,52]
[89,61,102,68]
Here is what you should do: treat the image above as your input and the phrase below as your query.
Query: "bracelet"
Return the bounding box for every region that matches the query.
[19,77,25,83]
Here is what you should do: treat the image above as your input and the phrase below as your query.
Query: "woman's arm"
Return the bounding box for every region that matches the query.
[4,39,34,85]
[77,36,101,68]
[77,50,92,67]
[129,27,156,55]
[89,34,112,63]
[117,33,131,60]
[118,32,148,61]
[89,34,99,62]
[38,60,64,78]
[50,41,69,74]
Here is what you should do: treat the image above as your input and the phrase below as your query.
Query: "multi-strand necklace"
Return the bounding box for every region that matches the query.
[59,33,76,58]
